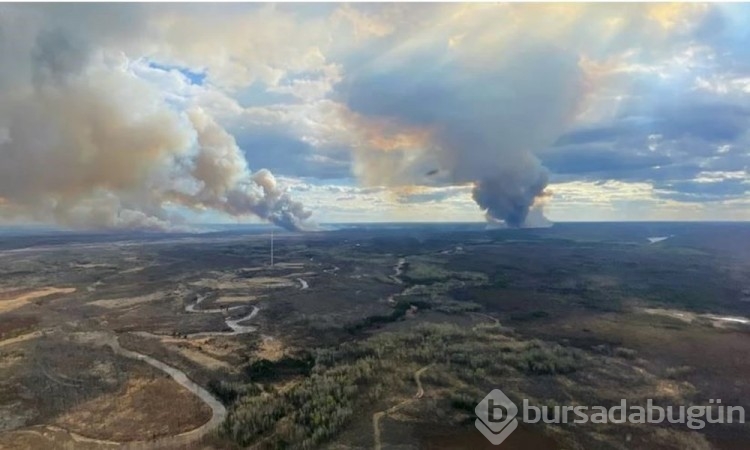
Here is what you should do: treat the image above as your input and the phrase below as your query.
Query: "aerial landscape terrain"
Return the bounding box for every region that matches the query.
[1,3,750,449]
[0,222,748,449]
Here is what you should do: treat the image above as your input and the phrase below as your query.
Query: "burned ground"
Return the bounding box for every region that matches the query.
[0,223,748,449]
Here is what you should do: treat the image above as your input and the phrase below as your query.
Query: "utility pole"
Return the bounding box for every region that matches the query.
[271,227,274,268]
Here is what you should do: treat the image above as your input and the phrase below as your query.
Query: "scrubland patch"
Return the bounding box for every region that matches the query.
[215,295,258,305]
[171,345,231,371]
[0,287,75,313]
[88,292,163,309]
[53,375,211,441]
[257,336,286,361]
[191,276,295,290]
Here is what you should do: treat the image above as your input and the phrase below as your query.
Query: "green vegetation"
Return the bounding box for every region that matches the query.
[344,299,431,334]
[448,386,486,415]
[220,323,586,448]
[401,260,487,285]
[244,354,315,382]
[510,310,550,322]
[665,365,693,379]
[4,223,750,449]
[208,379,262,405]
[0,315,38,340]
[432,300,482,314]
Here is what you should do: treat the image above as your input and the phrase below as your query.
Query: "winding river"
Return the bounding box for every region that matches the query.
[107,335,227,449]
[186,300,260,339]
[44,274,312,447]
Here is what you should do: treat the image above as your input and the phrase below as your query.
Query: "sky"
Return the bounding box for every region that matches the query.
[0,3,749,229]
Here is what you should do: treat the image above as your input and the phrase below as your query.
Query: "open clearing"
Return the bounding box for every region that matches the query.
[190,276,295,290]
[53,375,212,441]
[172,345,232,371]
[0,330,44,348]
[214,295,258,305]
[0,287,76,313]
[88,293,164,309]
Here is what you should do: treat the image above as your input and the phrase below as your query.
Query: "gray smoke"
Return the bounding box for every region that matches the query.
[180,110,313,231]
[342,40,586,227]
[0,11,313,231]
[472,168,549,228]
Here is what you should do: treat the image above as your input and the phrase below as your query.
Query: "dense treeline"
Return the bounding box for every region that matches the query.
[244,354,315,382]
[219,323,584,448]
[222,357,395,448]
[344,299,432,334]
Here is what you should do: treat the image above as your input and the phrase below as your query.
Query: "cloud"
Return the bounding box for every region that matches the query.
[547,47,750,202]
[0,3,749,228]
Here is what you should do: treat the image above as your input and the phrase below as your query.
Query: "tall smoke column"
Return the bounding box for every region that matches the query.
[472,163,549,228]
[342,41,586,227]
[0,16,313,231]
[182,110,314,231]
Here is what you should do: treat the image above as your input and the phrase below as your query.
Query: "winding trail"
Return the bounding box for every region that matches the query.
[297,278,309,290]
[386,258,407,305]
[373,256,485,449]
[372,364,431,450]
[390,258,406,285]
[413,364,432,399]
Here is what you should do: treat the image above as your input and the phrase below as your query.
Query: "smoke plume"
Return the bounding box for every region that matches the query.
[0,10,313,231]
[179,110,313,231]
[472,168,549,228]
[341,37,586,227]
